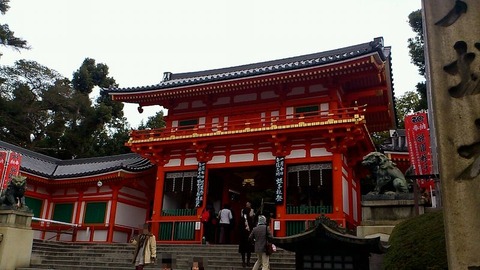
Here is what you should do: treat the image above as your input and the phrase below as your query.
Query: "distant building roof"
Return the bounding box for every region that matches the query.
[0,140,154,180]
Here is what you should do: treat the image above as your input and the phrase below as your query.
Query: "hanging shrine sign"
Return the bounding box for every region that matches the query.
[195,162,206,207]
[274,156,284,204]
[0,150,23,192]
[405,112,434,190]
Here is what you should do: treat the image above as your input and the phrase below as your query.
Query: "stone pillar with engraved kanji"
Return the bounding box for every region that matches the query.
[423,0,480,268]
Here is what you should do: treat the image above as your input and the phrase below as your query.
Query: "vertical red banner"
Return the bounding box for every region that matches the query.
[405,112,434,190]
[1,151,22,190]
[0,151,7,190]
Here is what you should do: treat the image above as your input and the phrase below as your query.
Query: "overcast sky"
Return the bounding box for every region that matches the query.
[1,0,423,128]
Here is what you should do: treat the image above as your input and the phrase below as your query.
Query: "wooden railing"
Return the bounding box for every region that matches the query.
[286,205,333,214]
[162,208,197,216]
[129,105,366,142]
[31,217,79,241]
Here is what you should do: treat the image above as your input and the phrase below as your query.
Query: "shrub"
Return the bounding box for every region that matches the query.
[383,210,448,270]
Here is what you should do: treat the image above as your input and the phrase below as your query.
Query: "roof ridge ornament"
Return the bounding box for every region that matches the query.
[162,72,172,81]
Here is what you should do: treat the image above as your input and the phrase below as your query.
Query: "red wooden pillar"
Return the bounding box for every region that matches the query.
[151,165,165,237]
[331,152,344,226]
[106,184,120,242]
[73,187,86,241]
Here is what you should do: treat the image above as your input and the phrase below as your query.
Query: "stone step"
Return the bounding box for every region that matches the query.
[18,240,296,270]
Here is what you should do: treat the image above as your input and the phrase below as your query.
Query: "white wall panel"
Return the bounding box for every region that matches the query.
[342,177,349,215]
[165,159,181,167]
[286,149,306,159]
[115,202,147,228]
[230,153,254,162]
[184,157,197,166]
[210,155,227,164]
[93,230,108,241]
[258,152,275,161]
[310,148,331,157]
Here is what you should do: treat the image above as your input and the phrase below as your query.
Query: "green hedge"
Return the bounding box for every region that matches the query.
[384,210,447,270]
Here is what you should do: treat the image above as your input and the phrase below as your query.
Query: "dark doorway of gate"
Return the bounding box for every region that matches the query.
[207,165,277,244]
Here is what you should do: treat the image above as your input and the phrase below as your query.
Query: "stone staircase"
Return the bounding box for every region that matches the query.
[16,239,296,270]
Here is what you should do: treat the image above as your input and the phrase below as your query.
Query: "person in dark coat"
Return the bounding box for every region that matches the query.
[248,215,272,270]
[238,201,255,267]
[201,202,216,244]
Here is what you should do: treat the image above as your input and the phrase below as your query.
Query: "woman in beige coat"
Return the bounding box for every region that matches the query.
[131,223,157,270]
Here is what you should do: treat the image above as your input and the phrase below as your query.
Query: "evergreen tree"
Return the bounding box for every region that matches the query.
[406,9,427,111]
[0,0,29,57]
[0,59,132,158]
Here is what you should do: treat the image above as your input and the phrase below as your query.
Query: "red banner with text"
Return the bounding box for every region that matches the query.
[0,151,7,190]
[405,112,434,190]
[0,151,23,190]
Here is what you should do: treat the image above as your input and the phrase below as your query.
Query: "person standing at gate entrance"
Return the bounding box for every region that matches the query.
[130,223,157,270]
[201,202,215,244]
[238,201,255,267]
[249,215,272,270]
[218,203,233,244]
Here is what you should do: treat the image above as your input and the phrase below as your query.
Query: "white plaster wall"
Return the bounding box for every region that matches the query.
[286,107,294,118]
[258,152,275,161]
[234,93,256,103]
[165,159,181,167]
[199,117,206,128]
[192,100,205,108]
[352,188,358,222]
[288,86,305,96]
[210,155,227,164]
[342,177,349,215]
[76,230,89,241]
[310,147,331,157]
[320,103,329,115]
[93,230,108,241]
[112,231,129,243]
[175,102,188,110]
[44,231,58,241]
[230,153,254,162]
[78,202,85,224]
[35,186,49,195]
[309,84,327,93]
[213,96,230,105]
[184,157,198,166]
[105,201,111,225]
[115,202,148,228]
[59,232,74,241]
[260,90,278,99]
[286,149,306,159]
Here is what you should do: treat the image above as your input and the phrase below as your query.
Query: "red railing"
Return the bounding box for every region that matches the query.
[129,105,366,142]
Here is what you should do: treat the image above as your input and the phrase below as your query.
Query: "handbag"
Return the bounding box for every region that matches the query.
[265,225,276,255]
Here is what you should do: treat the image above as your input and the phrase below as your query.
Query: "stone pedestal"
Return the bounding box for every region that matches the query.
[0,208,34,270]
[356,194,423,242]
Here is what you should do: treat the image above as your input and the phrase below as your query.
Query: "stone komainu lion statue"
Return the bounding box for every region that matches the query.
[0,175,27,209]
[361,152,409,194]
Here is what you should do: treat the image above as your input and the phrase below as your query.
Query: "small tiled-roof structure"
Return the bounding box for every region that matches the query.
[272,216,387,254]
[0,140,154,180]
[271,216,386,269]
